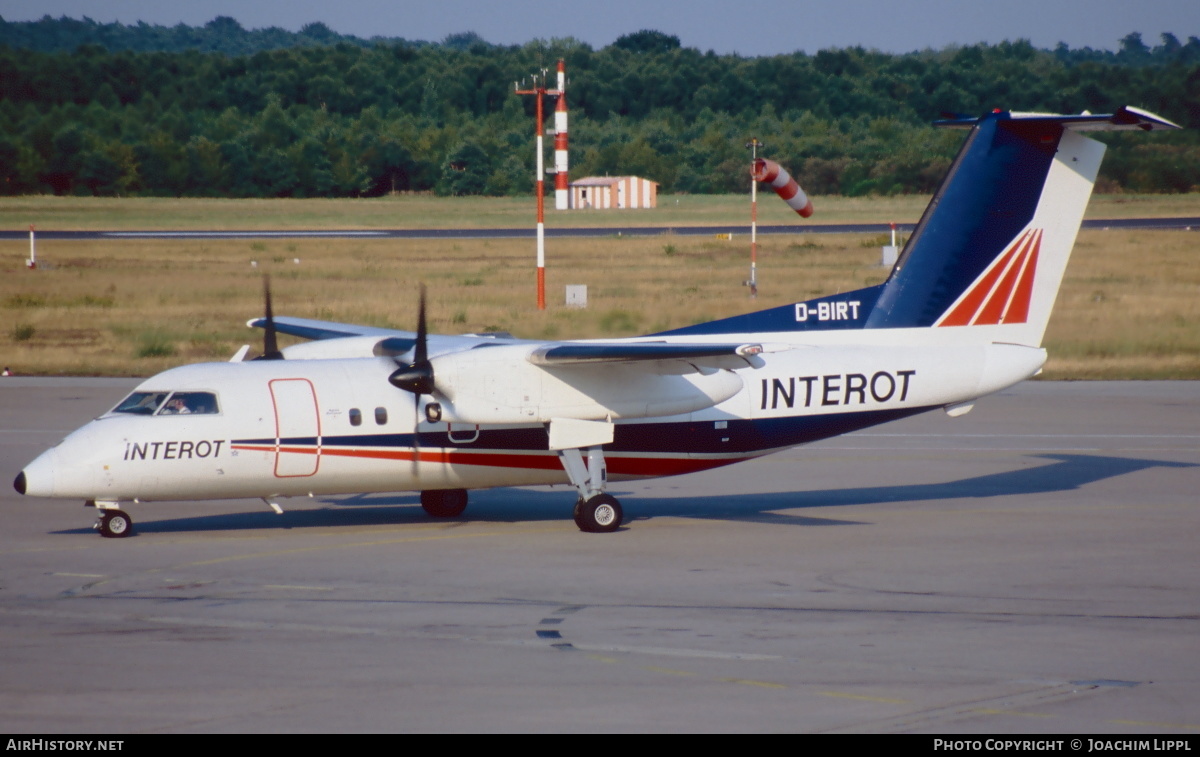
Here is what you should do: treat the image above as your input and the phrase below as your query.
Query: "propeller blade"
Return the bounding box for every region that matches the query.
[254,274,284,361]
[388,284,434,394]
[412,285,429,478]
[411,393,421,479]
[414,284,427,365]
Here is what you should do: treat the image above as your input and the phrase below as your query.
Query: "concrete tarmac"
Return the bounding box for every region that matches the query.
[2,378,1198,733]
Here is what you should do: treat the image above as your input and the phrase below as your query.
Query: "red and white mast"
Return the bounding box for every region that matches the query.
[515,71,549,310]
[747,148,814,297]
[515,60,570,309]
[746,139,762,298]
[553,60,569,211]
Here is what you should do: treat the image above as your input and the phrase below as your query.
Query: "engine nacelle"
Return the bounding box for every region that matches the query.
[428,344,744,425]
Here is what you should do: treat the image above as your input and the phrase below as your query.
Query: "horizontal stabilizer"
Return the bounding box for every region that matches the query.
[934,105,1180,132]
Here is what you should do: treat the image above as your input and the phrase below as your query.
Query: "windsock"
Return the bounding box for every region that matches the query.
[752,158,813,218]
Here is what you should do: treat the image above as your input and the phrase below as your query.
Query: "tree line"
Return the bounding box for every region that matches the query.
[1,18,1197,198]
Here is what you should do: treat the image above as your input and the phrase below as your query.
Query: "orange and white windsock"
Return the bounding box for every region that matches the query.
[752,158,813,218]
[553,60,569,210]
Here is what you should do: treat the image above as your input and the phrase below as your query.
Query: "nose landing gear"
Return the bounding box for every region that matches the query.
[94,508,133,538]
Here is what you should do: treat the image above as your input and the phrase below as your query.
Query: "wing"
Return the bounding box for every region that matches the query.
[529,341,765,368]
[245,315,533,360]
[246,315,410,341]
[248,313,773,369]
[243,315,418,359]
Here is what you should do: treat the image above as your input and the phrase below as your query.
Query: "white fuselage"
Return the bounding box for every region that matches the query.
[19,330,1045,505]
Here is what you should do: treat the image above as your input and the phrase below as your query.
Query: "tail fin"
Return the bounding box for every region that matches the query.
[865,106,1179,345]
[663,107,1177,342]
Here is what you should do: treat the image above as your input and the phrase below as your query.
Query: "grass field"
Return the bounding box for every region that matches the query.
[2,193,1199,379]
[0,193,930,230]
[1,192,1198,231]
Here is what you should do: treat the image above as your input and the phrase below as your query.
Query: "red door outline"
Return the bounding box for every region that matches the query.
[269,378,321,478]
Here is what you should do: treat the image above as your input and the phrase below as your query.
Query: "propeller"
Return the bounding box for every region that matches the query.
[253,274,284,361]
[388,285,433,474]
[388,285,434,394]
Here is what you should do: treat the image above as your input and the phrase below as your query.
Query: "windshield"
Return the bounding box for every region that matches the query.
[110,391,219,416]
[111,391,170,416]
[158,392,219,415]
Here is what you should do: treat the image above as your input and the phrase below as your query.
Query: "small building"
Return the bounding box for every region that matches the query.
[568,176,658,209]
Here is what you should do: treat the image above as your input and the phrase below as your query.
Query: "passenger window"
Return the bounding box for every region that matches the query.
[112,391,170,416]
[349,408,362,427]
[375,407,388,425]
[157,392,219,415]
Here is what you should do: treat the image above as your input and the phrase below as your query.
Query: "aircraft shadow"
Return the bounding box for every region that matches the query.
[54,453,1195,536]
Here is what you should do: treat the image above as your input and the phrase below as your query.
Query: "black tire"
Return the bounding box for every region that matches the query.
[97,510,133,538]
[420,489,468,518]
[574,494,622,533]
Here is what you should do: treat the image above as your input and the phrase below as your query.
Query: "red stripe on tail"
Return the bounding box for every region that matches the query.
[937,229,1041,327]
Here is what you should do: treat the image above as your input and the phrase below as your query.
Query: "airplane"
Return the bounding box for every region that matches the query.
[13,106,1179,537]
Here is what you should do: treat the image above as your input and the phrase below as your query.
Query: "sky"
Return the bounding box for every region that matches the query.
[0,0,1196,56]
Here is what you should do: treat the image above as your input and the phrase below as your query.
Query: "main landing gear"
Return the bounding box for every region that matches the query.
[573,492,623,533]
[421,488,468,518]
[90,501,133,538]
[559,446,623,533]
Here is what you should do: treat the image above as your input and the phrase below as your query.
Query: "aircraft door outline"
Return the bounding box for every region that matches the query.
[269,378,321,477]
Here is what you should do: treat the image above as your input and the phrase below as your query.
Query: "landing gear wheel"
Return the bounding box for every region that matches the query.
[420,489,468,518]
[95,509,133,538]
[574,494,623,533]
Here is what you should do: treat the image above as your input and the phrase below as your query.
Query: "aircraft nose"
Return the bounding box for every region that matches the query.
[16,446,59,498]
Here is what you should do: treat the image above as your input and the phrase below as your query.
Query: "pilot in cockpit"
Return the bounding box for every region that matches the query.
[161,397,192,415]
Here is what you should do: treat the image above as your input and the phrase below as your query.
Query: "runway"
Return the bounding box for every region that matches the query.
[2,216,1198,240]
[2,378,1198,733]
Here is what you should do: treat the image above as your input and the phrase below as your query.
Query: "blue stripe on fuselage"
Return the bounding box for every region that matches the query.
[234,406,933,458]
[654,285,884,336]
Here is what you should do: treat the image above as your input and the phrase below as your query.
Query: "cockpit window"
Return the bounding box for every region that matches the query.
[157,392,219,415]
[109,391,219,416]
[112,391,170,416]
